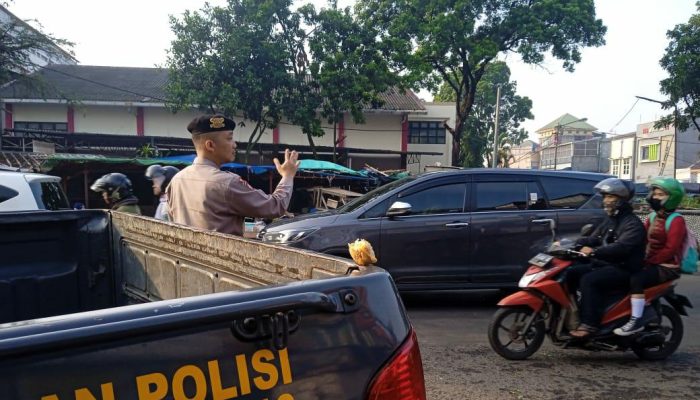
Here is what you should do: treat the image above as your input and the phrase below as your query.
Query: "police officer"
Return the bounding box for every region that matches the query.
[167,114,299,236]
[145,164,179,221]
[90,173,142,214]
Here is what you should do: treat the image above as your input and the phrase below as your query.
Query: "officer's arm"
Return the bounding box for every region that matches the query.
[226,175,294,219]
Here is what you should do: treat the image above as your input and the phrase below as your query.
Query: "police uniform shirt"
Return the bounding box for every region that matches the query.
[167,157,293,236]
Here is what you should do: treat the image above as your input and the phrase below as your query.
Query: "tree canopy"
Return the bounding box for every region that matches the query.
[166,0,395,161]
[658,1,700,133]
[356,0,607,167]
[434,61,532,167]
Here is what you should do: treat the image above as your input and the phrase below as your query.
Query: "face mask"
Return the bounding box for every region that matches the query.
[647,196,663,211]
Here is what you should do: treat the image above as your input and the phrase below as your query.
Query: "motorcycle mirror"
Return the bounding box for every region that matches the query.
[580,224,594,237]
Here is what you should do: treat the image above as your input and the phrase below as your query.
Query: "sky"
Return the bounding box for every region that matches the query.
[6,0,698,141]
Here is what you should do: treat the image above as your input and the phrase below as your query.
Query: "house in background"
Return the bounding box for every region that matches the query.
[634,120,700,183]
[0,5,77,135]
[0,5,76,75]
[509,140,540,169]
[608,132,636,180]
[0,65,452,171]
[537,113,609,173]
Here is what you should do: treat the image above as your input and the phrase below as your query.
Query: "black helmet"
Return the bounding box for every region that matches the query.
[594,177,635,216]
[593,178,635,201]
[91,173,133,201]
[145,165,179,189]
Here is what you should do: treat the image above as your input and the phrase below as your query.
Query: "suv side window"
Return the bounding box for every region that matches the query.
[540,177,597,209]
[398,183,466,215]
[0,184,19,204]
[30,182,70,210]
[361,197,392,219]
[476,182,537,211]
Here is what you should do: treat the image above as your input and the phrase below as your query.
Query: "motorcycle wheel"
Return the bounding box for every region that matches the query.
[632,304,683,361]
[488,307,545,360]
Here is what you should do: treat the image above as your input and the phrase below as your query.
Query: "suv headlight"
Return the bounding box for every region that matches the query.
[262,228,318,244]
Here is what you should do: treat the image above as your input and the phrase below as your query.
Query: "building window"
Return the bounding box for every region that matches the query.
[622,158,631,175]
[408,121,446,144]
[14,121,68,133]
[611,159,620,176]
[640,143,660,162]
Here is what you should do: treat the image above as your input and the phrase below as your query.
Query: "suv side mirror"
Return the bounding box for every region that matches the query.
[386,201,411,217]
[580,224,594,237]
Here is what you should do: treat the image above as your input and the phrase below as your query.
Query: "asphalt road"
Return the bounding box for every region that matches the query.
[404,274,700,400]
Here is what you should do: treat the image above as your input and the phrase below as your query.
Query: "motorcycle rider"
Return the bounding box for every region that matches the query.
[568,178,646,338]
[144,164,179,221]
[90,173,142,215]
[614,177,686,336]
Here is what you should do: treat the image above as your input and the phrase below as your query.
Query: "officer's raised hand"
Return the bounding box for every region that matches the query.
[274,149,300,178]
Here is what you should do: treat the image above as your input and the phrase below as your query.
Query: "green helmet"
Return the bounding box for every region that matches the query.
[647,176,685,210]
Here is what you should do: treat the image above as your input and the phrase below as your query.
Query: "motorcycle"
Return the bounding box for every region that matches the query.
[488,224,693,361]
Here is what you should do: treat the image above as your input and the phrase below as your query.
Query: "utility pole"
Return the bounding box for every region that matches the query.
[635,95,678,179]
[492,85,501,168]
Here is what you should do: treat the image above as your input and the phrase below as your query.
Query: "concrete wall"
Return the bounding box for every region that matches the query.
[73,105,136,135]
[143,108,198,138]
[12,103,67,123]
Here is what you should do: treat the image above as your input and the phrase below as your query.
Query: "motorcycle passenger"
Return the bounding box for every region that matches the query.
[614,177,686,336]
[91,173,142,215]
[145,164,179,221]
[569,178,646,338]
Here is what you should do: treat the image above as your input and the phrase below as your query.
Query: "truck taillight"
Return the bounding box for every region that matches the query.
[366,329,426,400]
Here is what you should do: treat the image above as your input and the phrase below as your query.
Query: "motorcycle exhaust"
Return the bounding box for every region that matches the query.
[634,332,665,347]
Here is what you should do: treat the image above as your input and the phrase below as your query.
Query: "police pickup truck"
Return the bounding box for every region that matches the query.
[0,211,425,400]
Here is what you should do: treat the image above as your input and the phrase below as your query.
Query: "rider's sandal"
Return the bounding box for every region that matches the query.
[570,324,597,338]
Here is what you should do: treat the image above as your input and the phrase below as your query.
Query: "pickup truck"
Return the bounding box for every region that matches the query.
[0,211,425,400]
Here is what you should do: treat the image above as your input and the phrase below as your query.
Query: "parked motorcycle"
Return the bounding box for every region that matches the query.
[488,230,692,361]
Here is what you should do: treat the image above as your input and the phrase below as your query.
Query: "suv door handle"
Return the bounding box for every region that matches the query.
[445,222,469,228]
[530,218,554,225]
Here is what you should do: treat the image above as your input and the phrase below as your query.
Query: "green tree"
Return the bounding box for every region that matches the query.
[658,1,700,134]
[356,0,606,167]
[303,2,396,163]
[434,61,532,167]
[166,0,291,162]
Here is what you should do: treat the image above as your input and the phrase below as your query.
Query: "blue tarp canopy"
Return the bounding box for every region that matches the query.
[156,155,365,178]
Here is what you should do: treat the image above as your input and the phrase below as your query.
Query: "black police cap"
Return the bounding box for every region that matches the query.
[187,114,236,135]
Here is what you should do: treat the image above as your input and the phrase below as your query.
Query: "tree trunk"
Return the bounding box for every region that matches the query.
[306,132,318,159]
[332,121,337,164]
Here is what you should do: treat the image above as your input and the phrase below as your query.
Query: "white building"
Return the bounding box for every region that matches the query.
[609,132,636,180]
[0,65,453,171]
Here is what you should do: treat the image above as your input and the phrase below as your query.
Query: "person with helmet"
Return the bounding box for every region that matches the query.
[144,164,179,221]
[614,177,686,336]
[90,173,142,215]
[568,177,646,338]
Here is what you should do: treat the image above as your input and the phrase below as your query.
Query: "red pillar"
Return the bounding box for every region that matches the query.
[401,114,408,152]
[4,103,12,133]
[67,106,75,133]
[272,126,280,144]
[136,107,144,136]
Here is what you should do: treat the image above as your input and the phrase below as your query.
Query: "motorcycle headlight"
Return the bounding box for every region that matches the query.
[262,228,318,244]
[518,270,548,288]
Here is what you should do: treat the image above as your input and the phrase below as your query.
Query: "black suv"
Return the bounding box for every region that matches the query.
[262,169,610,290]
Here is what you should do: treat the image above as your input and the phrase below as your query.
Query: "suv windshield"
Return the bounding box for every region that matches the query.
[336,176,416,213]
[30,181,70,210]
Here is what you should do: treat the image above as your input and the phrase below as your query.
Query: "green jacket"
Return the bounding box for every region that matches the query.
[113,203,142,215]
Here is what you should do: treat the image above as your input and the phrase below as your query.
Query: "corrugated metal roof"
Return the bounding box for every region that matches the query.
[0,151,49,171]
[0,65,425,111]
